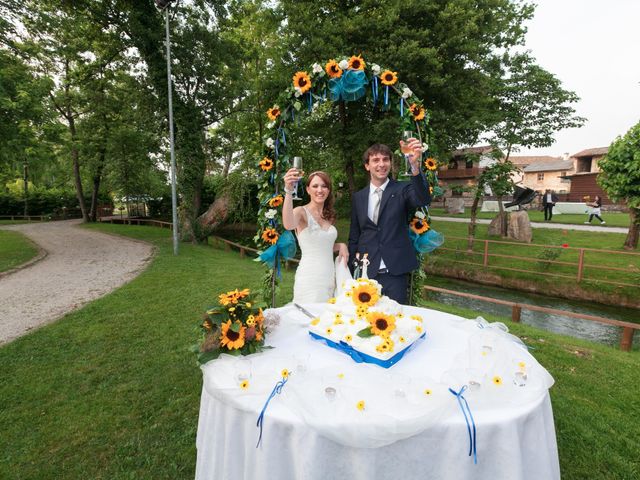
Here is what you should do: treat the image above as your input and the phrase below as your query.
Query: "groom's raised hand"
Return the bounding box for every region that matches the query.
[399,137,423,175]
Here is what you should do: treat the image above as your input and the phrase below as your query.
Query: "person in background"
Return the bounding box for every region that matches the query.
[585,195,606,225]
[541,189,558,221]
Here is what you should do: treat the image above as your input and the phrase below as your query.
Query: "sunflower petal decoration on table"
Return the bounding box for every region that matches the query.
[256,54,445,305]
[194,288,270,365]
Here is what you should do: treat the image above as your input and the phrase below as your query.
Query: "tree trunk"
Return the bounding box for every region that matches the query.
[467,191,482,250]
[69,117,89,222]
[89,147,106,222]
[496,194,507,237]
[624,208,639,250]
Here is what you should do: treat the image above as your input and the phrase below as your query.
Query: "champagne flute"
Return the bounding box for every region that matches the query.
[292,156,303,200]
[400,130,413,176]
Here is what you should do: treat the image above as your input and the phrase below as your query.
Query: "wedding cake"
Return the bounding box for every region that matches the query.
[308,275,426,368]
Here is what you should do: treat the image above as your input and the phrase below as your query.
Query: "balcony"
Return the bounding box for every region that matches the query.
[438,167,481,179]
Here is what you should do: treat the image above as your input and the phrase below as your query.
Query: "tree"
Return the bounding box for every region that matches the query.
[598,121,640,249]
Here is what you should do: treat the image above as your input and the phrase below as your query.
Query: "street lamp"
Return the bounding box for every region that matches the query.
[156,0,179,255]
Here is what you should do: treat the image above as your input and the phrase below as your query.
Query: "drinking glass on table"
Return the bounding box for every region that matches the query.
[292,156,303,200]
[400,131,414,176]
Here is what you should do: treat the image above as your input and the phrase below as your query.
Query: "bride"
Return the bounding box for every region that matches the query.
[282,169,349,303]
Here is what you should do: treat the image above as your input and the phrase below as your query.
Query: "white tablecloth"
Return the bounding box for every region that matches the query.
[195,305,560,480]
[481,200,587,214]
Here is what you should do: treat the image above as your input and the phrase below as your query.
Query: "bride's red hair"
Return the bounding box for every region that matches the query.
[306,171,336,224]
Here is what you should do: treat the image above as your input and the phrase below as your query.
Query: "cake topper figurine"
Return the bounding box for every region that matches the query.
[361,253,370,279]
[353,253,362,279]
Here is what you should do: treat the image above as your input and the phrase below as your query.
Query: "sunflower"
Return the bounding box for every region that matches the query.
[409,103,426,121]
[261,228,279,245]
[492,375,503,386]
[266,106,280,121]
[424,388,432,396]
[218,288,249,306]
[268,195,284,207]
[325,59,342,78]
[424,157,437,171]
[344,334,353,342]
[310,317,320,326]
[240,380,250,390]
[380,70,398,86]
[259,157,274,171]
[410,217,430,234]
[367,311,396,336]
[281,369,290,379]
[327,297,336,304]
[356,400,366,411]
[246,315,256,327]
[292,71,312,93]
[351,283,380,308]
[348,55,366,70]
[220,320,246,350]
[375,336,394,353]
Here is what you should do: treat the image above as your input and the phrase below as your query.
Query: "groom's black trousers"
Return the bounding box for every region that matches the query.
[375,271,409,305]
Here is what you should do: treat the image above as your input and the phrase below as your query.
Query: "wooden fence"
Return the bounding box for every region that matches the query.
[431,235,640,289]
[423,285,639,351]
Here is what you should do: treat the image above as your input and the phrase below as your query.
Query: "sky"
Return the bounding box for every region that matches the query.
[518,0,640,157]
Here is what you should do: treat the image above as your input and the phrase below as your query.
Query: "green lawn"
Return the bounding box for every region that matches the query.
[0,223,638,479]
[0,230,39,273]
[428,206,632,228]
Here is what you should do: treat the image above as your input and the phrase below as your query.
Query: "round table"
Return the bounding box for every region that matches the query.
[195,304,560,480]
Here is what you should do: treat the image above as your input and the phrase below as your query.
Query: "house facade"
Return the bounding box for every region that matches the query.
[521,158,574,194]
[564,147,612,204]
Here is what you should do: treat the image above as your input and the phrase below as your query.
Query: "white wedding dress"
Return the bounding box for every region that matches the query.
[292,207,338,303]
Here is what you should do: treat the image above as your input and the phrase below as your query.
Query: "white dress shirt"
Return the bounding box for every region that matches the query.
[368,179,390,270]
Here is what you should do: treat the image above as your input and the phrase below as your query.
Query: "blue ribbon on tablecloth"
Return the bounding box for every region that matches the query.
[448,385,478,464]
[309,331,426,369]
[256,374,289,448]
[255,230,297,278]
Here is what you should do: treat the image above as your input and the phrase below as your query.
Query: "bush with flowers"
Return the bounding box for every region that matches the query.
[255,54,444,305]
[194,288,271,365]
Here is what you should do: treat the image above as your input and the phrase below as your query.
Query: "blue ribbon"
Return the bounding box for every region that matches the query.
[384,85,389,106]
[328,69,369,102]
[408,228,444,254]
[372,76,378,105]
[256,374,289,448]
[308,91,312,112]
[275,138,279,158]
[256,230,297,278]
[400,98,404,117]
[279,128,286,146]
[309,331,426,369]
[448,385,478,464]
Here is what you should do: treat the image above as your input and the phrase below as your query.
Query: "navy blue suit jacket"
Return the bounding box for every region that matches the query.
[348,173,431,278]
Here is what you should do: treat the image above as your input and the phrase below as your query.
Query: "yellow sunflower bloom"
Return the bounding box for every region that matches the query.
[367,311,396,336]
[325,59,342,78]
[292,71,312,93]
[344,334,353,342]
[493,375,503,386]
[375,337,394,353]
[409,103,426,121]
[281,369,290,379]
[327,297,336,304]
[410,217,430,235]
[326,327,333,335]
[424,388,432,396]
[259,157,274,171]
[240,380,250,390]
[424,157,437,171]
[356,400,366,411]
[351,283,380,308]
[268,195,284,207]
[518,361,527,371]
[266,106,281,121]
[246,315,256,327]
[261,228,279,245]
[310,318,320,326]
[220,320,246,350]
[348,55,366,70]
[380,70,398,86]
[416,325,423,333]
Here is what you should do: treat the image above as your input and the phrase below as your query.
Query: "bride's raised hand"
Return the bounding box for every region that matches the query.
[283,167,301,193]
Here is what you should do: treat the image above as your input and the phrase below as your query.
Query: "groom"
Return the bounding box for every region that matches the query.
[348,138,430,304]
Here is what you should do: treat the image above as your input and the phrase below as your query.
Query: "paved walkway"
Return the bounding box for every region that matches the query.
[0,220,153,345]
[430,216,628,234]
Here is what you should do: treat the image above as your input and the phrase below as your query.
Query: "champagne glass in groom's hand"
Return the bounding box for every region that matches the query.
[400,131,413,176]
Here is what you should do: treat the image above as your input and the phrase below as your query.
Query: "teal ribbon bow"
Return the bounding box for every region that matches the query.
[256,230,297,277]
[328,69,368,102]
[408,228,444,254]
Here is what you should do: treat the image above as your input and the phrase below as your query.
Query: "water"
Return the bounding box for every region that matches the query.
[424,276,640,349]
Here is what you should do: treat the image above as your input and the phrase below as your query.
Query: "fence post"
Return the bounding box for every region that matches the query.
[620,327,634,352]
[577,248,585,282]
[511,305,521,322]
[483,240,489,267]
[239,248,245,258]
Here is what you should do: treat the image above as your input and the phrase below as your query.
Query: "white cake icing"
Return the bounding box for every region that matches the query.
[308,277,425,362]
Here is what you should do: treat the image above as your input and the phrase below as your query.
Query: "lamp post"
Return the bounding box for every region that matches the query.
[156,0,179,255]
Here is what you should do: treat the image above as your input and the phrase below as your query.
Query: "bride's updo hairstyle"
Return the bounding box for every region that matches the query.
[306,171,336,223]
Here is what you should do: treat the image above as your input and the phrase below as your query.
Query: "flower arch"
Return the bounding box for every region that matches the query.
[255,55,443,305]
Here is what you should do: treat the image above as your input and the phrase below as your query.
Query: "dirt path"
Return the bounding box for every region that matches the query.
[0,220,153,345]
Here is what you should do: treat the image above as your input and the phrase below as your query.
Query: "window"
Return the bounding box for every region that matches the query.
[537,173,544,181]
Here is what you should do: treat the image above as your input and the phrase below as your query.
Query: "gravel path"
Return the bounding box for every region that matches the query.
[0,220,153,345]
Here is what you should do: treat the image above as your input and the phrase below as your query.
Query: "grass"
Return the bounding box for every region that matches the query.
[429,207,632,228]
[0,230,39,273]
[0,223,638,479]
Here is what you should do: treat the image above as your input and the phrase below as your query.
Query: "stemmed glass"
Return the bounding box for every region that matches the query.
[292,156,303,201]
[400,130,413,176]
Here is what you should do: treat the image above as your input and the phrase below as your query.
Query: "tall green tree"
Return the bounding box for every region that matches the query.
[598,121,640,250]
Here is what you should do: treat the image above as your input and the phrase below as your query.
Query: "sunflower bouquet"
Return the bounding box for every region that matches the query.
[194,288,270,365]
